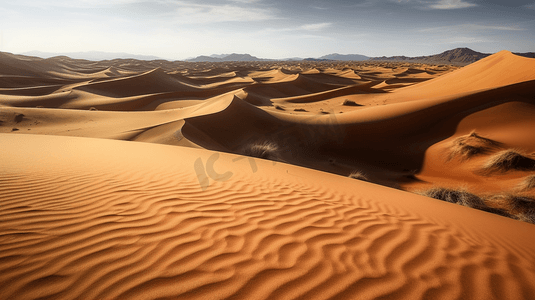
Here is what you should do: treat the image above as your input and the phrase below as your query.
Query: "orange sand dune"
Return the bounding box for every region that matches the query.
[1,50,535,299]
[391,51,535,101]
[1,133,534,300]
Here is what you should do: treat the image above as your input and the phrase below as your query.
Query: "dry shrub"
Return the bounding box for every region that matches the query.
[417,187,485,209]
[489,194,535,213]
[342,100,363,106]
[241,141,281,161]
[515,212,535,224]
[294,108,307,112]
[480,149,535,174]
[447,131,500,161]
[89,107,98,111]
[349,171,369,182]
[275,105,285,111]
[517,175,535,191]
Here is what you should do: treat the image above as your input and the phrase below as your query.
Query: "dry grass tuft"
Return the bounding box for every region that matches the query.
[515,212,535,224]
[348,171,369,182]
[293,108,307,112]
[417,187,485,209]
[241,141,281,161]
[480,149,535,174]
[517,175,535,191]
[489,194,535,213]
[418,187,516,218]
[274,105,285,111]
[89,107,98,111]
[342,100,363,106]
[447,131,500,161]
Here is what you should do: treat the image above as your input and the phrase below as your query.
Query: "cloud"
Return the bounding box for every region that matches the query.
[166,2,277,23]
[7,0,277,24]
[390,0,477,9]
[229,0,262,3]
[299,22,332,31]
[420,24,524,32]
[8,0,140,9]
[437,36,490,44]
[427,0,477,9]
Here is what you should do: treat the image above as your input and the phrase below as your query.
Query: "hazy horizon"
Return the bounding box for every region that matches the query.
[1,0,534,60]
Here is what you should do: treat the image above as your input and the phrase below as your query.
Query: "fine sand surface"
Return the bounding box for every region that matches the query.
[1,134,535,300]
[1,50,535,299]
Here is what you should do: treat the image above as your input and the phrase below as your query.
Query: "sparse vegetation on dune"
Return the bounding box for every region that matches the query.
[515,211,535,224]
[274,105,285,111]
[447,131,500,161]
[417,187,486,209]
[517,175,535,191]
[488,194,535,224]
[417,187,535,223]
[480,149,535,174]
[489,194,535,213]
[342,99,363,106]
[240,141,282,161]
[349,171,369,182]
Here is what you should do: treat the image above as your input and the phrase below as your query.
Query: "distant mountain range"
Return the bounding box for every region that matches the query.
[185,53,270,62]
[185,53,369,62]
[370,48,535,64]
[23,51,161,61]
[187,48,535,64]
[369,48,489,64]
[19,48,535,64]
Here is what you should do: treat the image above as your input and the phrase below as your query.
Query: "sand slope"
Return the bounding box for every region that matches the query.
[1,134,535,300]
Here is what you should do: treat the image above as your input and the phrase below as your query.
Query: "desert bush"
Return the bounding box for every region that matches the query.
[240,141,281,161]
[447,131,500,161]
[489,194,535,212]
[417,187,485,209]
[294,108,307,112]
[349,171,369,182]
[515,212,535,224]
[517,175,535,191]
[275,105,285,111]
[89,107,98,111]
[480,149,535,174]
[342,99,362,106]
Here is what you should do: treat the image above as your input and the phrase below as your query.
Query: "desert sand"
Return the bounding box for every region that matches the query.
[1,50,535,299]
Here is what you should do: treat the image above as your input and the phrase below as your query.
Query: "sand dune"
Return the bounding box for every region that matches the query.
[1,50,535,299]
[1,134,535,300]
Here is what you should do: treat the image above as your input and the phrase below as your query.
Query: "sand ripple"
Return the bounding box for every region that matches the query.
[1,138,534,299]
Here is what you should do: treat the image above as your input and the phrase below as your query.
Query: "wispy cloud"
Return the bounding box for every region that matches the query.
[166,2,277,24]
[420,24,524,32]
[437,36,490,44]
[299,22,332,31]
[8,0,140,9]
[427,0,477,9]
[8,0,277,23]
[228,0,262,3]
[390,0,477,10]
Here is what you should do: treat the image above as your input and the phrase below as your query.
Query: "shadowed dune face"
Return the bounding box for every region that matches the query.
[2,51,535,299]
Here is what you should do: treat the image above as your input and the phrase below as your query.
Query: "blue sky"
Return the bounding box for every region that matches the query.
[1,0,534,60]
